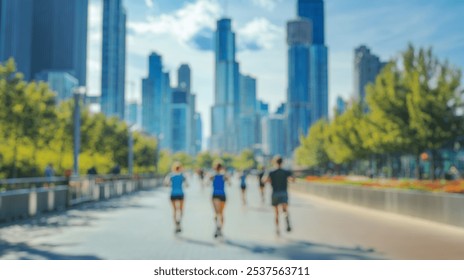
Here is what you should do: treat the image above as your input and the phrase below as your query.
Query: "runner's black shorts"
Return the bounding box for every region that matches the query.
[170,195,184,201]
[271,192,288,206]
[212,194,226,202]
[240,184,246,190]
[259,183,265,188]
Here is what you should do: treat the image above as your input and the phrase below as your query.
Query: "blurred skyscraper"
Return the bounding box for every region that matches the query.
[262,114,287,158]
[285,0,329,156]
[238,74,258,152]
[101,0,126,120]
[354,45,385,103]
[0,0,88,85]
[142,53,166,138]
[336,95,347,115]
[171,89,191,153]
[286,19,312,156]
[211,18,240,154]
[35,71,78,103]
[194,113,203,153]
[125,101,140,127]
[297,0,324,45]
[178,64,191,93]
[0,0,34,80]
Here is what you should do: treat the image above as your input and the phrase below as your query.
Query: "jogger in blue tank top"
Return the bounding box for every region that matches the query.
[164,162,188,234]
[210,162,228,238]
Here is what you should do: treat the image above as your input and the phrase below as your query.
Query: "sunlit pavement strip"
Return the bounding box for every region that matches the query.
[1,175,464,260]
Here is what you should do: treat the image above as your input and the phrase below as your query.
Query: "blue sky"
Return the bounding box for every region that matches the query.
[87,0,464,139]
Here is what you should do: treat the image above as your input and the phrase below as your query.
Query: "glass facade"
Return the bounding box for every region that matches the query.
[101,0,126,120]
[35,71,78,103]
[178,64,191,92]
[354,45,385,103]
[309,44,328,124]
[125,102,139,127]
[262,115,287,157]
[297,0,324,45]
[211,18,240,153]
[171,89,191,153]
[141,53,164,137]
[286,19,312,155]
[0,0,87,84]
[0,0,33,80]
[286,0,329,156]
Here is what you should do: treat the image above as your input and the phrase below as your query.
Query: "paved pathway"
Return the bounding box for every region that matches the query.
[1,174,464,260]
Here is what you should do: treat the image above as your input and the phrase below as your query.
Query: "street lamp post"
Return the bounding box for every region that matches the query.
[73,87,86,176]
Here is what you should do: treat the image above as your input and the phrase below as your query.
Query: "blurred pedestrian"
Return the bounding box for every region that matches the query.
[263,156,295,235]
[239,169,248,205]
[44,163,55,187]
[111,164,121,176]
[164,162,188,234]
[258,166,266,204]
[210,161,228,238]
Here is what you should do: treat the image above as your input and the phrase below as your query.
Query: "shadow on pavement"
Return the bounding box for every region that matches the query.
[0,190,160,259]
[0,238,101,260]
[177,237,217,248]
[223,238,383,260]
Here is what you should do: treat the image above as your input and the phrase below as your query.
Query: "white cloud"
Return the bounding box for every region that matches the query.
[128,0,221,45]
[237,18,282,51]
[251,0,282,11]
[145,0,154,8]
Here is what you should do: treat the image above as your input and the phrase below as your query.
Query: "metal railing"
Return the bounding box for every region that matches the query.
[0,174,161,223]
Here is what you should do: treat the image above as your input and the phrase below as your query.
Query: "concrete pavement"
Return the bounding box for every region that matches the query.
[1,174,464,259]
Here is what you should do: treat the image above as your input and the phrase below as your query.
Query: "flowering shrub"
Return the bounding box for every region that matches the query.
[305,176,464,194]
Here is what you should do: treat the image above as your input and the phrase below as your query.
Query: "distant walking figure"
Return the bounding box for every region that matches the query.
[258,166,266,203]
[239,170,248,205]
[164,162,188,234]
[210,162,228,238]
[263,156,295,235]
[44,163,55,187]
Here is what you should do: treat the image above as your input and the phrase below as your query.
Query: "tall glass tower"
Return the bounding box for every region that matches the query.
[101,0,126,120]
[0,0,34,80]
[286,19,312,155]
[142,53,164,137]
[211,18,240,153]
[1,0,88,84]
[285,0,328,156]
[297,0,324,45]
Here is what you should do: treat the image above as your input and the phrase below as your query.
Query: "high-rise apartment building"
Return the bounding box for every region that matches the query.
[101,0,126,119]
[354,45,385,103]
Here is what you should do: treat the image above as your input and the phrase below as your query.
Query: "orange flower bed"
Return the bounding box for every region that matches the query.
[305,176,464,194]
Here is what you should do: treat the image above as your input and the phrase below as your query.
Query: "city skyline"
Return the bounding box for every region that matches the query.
[86,0,464,141]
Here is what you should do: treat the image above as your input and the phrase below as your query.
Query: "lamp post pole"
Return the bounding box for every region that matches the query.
[73,87,86,176]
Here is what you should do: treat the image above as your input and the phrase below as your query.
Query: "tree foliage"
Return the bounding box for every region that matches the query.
[296,44,463,179]
[0,59,158,178]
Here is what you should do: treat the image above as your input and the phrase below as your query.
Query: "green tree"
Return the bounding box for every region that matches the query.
[365,45,462,179]
[195,151,214,169]
[295,119,330,171]
[232,149,257,170]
